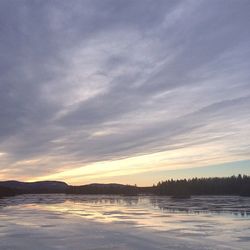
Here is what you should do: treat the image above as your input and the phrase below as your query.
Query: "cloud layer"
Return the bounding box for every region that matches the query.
[0,0,250,183]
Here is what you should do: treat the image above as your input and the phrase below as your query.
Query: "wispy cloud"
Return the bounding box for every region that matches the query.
[0,0,249,184]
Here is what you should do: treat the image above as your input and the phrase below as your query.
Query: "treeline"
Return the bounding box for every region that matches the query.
[0,180,68,198]
[0,175,250,198]
[66,175,250,197]
[67,183,138,195]
[154,175,250,197]
[0,186,18,198]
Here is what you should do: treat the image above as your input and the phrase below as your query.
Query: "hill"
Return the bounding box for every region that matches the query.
[67,183,138,195]
[0,175,249,197]
[0,180,68,194]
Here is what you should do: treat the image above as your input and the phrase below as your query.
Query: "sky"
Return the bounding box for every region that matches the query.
[0,0,250,186]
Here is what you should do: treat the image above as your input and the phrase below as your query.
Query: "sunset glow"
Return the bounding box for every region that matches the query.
[0,0,249,185]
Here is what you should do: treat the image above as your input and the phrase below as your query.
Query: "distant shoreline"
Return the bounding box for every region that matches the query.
[1,175,249,198]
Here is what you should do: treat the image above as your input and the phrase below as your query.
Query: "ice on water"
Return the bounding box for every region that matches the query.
[0,195,250,249]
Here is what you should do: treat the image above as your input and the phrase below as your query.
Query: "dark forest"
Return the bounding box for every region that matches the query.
[0,175,249,198]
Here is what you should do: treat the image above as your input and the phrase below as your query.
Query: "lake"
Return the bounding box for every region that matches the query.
[0,194,250,249]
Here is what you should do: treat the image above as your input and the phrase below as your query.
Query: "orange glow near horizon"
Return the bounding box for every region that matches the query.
[24,142,250,186]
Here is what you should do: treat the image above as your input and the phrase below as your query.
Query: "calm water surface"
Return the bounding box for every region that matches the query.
[0,195,250,249]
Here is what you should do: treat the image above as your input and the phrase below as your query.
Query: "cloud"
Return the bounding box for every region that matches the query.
[0,0,249,183]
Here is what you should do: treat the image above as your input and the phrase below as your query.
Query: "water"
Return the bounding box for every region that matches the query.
[0,195,250,249]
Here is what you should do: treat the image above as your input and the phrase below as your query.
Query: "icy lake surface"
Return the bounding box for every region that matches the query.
[0,195,250,250]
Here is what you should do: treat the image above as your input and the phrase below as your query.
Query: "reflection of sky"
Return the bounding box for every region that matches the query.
[0,195,250,250]
[0,1,250,184]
